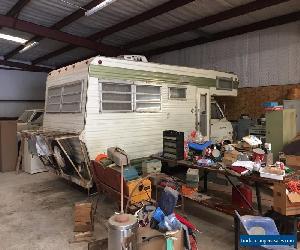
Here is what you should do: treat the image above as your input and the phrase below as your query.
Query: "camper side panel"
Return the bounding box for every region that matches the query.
[43,65,88,133]
[84,77,197,160]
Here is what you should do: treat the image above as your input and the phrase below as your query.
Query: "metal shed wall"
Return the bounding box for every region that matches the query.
[0,69,46,118]
[152,21,300,88]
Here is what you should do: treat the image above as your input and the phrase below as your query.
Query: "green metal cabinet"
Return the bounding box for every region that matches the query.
[266,109,296,160]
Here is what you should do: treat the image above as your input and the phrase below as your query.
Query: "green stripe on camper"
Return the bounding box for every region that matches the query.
[89,65,216,87]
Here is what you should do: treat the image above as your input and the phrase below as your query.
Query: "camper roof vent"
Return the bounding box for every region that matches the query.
[118,55,148,62]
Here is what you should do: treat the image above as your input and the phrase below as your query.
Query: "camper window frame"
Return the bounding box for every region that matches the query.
[134,83,162,113]
[216,77,234,91]
[168,86,187,100]
[99,80,134,113]
[46,86,63,113]
[98,80,162,113]
[60,81,84,113]
[46,80,83,113]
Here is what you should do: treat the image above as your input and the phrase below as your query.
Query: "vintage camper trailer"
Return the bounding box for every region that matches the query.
[33,56,238,189]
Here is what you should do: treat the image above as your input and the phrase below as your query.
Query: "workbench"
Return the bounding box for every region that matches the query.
[151,154,295,216]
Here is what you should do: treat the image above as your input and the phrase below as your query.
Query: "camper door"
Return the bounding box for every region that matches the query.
[196,89,210,138]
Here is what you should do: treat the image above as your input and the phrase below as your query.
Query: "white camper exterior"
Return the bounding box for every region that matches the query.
[40,56,238,188]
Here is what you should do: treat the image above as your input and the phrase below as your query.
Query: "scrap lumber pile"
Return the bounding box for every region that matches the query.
[72,202,94,243]
[74,202,93,232]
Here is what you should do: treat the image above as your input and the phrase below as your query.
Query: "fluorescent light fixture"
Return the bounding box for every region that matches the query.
[85,0,118,16]
[19,41,39,53]
[0,33,27,44]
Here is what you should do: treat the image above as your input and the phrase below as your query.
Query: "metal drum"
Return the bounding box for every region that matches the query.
[108,214,138,250]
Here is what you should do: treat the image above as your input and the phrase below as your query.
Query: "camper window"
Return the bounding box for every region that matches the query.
[169,87,187,100]
[46,86,62,113]
[135,85,161,112]
[211,102,224,119]
[61,82,83,113]
[216,77,233,90]
[46,81,83,113]
[99,81,161,113]
[100,82,133,112]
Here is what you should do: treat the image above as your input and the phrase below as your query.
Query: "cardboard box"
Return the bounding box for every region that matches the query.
[286,155,300,168]
[138,227,183,250]
[287,88,300,100]
[0,120,17,172]
[273,183,300,215]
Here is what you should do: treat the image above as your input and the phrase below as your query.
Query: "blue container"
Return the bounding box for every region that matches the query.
[188,141,212,151]
[263,102,278,108]
[123,167,139,181]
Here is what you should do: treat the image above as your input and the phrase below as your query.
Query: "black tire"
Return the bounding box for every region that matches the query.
[51,141,74,175]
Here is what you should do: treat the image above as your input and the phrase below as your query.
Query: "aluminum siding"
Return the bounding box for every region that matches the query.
[43,62,89,133]
[84,76,197,160]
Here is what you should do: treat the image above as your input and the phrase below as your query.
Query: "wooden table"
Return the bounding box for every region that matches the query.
[152,154,296,216]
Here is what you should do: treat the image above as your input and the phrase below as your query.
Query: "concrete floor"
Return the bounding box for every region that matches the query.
[0,171,238,250]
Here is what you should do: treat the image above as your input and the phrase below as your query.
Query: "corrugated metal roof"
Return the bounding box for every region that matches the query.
[0,28,33,55]
[13,39,67,62]
[92,0,244,48]
[0,0,299,69]
[60,0,169,37]
[0,27,33,41]
[104,31,200,50]
[0,39,19,56]
[41,47,96,67]
[249,0,300,20]
[19,0,89,27]
[0,0,19,15]
[202,0,300,33]
[61,0,252,41]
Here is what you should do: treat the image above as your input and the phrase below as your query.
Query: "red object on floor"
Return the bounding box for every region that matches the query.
[189,235,198,250]
[232,184,253,209]
[175,213,198,232]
